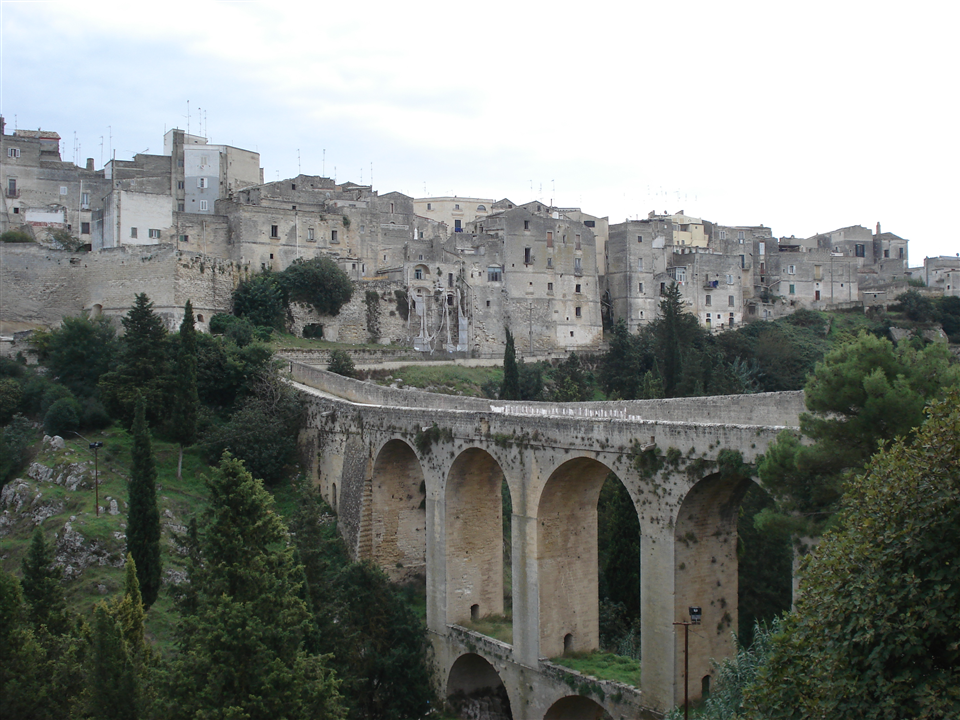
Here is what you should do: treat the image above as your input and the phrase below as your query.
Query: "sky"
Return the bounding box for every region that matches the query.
[1,0,958,262]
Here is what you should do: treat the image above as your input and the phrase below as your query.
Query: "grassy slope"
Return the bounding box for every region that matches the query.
[0,426,210,653]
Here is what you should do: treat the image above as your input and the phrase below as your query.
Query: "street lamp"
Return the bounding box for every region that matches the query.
[674,606,702,720]
[89,442,103,517]
[71,432,104,517]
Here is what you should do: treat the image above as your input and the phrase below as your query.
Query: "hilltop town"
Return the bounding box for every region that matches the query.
[2,117,957,354]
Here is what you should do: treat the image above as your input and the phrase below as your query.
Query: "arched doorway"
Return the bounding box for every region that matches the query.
[366,439,426,581]
[446,653,512,720]
[445,448,508,626]
[544,695,611,720]
[536,457,620,658]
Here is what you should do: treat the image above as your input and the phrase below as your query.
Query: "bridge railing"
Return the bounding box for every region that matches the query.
[289,361,805,428]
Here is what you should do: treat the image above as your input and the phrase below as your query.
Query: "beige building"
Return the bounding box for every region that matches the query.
[414,196,500,235]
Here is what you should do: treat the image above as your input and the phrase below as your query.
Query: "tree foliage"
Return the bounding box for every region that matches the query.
[500,328,520,400]
[20,528,70,635]
[31,315,118,400]
[128,396,162,608]
[99,294,169,424]
[744,394,960,719]
[168,453,344,720]
[759,331,960,535]
[279,256,354,317]
[171,301,199,478]
[327,349,356,378]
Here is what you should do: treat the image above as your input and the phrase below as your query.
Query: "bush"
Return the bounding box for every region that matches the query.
[43,397,80,436]
[1,414,35,485]
[232,274,286,329]
[0,229,34,243]
[327,350,356,378]
[0,378,23,425]
[80,398,112,430]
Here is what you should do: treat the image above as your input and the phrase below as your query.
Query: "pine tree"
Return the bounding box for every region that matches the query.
[501,328,520,400]
[127,396,162,608]
[99,293,169,423]
[86,604,139,720]
[108,555,146,653]
[20,527,69,635]
[0,569,49,719]
[169,453,344,720]
[171,300,199,479]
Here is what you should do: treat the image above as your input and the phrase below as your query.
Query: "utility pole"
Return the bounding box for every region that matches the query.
[673,606,702,720]
[90,442,103,516]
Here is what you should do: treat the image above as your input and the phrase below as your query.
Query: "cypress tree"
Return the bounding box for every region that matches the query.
[20,527,68,634]
[128,395,162,608]
[501,328,520,400]
[87,604,139,720]
[171,300,199,479]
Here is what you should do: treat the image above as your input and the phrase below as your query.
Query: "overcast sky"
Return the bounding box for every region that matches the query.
[1,0,957,262]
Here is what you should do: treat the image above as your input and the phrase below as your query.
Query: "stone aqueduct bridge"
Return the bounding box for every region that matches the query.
[289,362,804,719]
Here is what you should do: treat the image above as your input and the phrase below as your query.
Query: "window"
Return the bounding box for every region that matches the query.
[454,203,460,210]
[179,234,189,243]
[524,220,530,230]
[575,284,582,293]
[705,294,712,306]
[487,266,502,282]
[198,178,208,188]
[308,227,315,241]
[575,306,582,318]
[788,265,796,275]
[855,243,865,257]
[884,249,890,258]
[414,268,423,280]
[639,282,644,293]
[390,202,395,213]
[60,186,68,196]
[728,295,734,306]
[486,300,491,307]
[200,155,209,165]
[448,273,454,288]
[524,247,532,264]
[270,225,279,238]
[547,282,554,293]
[178,159,184,167]
[814,265,822,280]
[574,257,582,274]
[81,193,90,208]
[719,230,727,240]
[199,200,208,211]
[331,229,338,243]
[738,230,745,241]
[177,181,185,190]
[546,230,553,242]
[7,147,20,158]
[815,290,821,301]
[584,220,595,227]
[426,202,432,210]
[726,274,734,284]
[148,229,161,239]
[671,266,687,283]
[637,258,644,271]
[291,183,296,190]
[130,227,138,238]
[81,222,90,235]
[575,234,581,250]
[637,235,643,243]
[660,282,666,294]
[12,207,18,214]
[447,295,453,306]
[740,255,746,269]
[6,178,15,196]
[178,202,185,212]
[899,247,904,259]
[547,257,553,268]
[477,204,486,211]
[789,284,796,295]
[454,219,462,232]
[758,241,765,255]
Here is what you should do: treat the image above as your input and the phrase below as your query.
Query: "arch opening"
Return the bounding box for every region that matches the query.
[543,695,611,720]
[445,448,509,631]
[366,439,426,581]
[597,472,641,661]
[446,653,512,720]
[673,470,753,705]
[537,456,623,659]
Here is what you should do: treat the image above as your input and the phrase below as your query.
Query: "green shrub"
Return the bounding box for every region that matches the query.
[327,350,356,378]
[80,398,112,430]
[0,229,34,243]
[43,397,81,436]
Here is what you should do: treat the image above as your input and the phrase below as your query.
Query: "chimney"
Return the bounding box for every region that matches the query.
[876,222,881,236]
[86,158,94,171]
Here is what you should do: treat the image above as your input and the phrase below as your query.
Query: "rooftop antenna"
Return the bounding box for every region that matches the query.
[370,162,373,187]
[322,149,326,177]
[186,100,190,137]
[298,148,301,175]
[99,136,103,167]
[108,126,112,162]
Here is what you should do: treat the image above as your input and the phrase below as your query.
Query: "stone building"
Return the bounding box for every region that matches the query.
[0,117,109,246]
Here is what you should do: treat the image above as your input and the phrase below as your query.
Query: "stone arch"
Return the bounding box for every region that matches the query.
[445,448,507,625]
[543,695,611,720]
[536,456,617,658]
[446,653,513,720]
[88,303,103,319]
[365,439,426,581]
[672,471,754,704]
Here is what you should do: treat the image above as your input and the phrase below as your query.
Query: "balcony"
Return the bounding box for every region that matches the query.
[5,188,20,198]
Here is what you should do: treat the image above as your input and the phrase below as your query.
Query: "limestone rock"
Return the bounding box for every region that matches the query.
[43,435,66,451]
[108,498,119,516]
